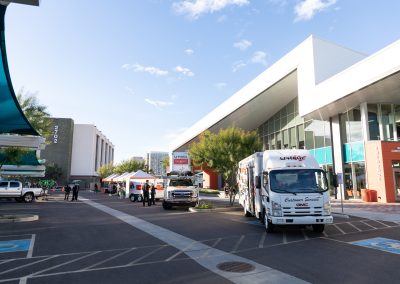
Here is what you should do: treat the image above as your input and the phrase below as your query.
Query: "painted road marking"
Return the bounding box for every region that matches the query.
[27,234,35,258]
[82,198,309,284]
[0,239,30,254]
[351,237,400,255]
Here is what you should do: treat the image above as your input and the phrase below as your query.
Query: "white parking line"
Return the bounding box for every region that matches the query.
[347,222,362,232]
[374,220,390,228]
[230,235,245,253]
[333,224,346,234]
[0,256,58,276]
[81,247,137,270]
[258,232,266,248]
[27,234,35,258]
[361,220,377,229]
[129,245,166,265]
[82,198,309,284]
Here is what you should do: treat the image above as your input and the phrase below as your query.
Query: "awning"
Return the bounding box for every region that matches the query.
[0,4,38,135]
[129,170,156,180]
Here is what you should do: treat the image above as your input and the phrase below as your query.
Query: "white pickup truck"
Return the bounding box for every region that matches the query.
[162,176,199,210]
[0,180,43,203]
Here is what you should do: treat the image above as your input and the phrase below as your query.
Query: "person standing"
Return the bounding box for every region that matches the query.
[72,184,80,201]
[64,184,71,201]
[150,183,156,205]
[142,180,151,206]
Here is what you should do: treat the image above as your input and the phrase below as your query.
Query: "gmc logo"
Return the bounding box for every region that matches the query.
[296,203,308,207]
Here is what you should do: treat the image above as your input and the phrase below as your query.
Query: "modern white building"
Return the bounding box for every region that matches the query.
[147,151,168,176]
[70,124,114,183]
[170,35,400,203]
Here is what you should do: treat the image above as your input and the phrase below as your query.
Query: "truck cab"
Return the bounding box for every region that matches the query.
[238,150,333,233]
[162,176,199,210]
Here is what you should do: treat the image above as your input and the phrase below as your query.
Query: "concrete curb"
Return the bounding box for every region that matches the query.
[189,206,242,213]
[0,214,39,223]
[332,212,350,219]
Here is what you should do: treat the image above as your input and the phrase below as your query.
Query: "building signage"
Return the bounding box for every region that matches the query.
[53,125,59,144]
[171,152,191,172]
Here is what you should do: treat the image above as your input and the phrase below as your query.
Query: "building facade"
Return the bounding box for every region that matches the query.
[41,119,114,187]
[70,124,114,186]
[147,151,168,176]
[170,36,400,203]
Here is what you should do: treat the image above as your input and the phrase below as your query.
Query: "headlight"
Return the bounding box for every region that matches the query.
[323,201,331,215]
[272,201,282,217]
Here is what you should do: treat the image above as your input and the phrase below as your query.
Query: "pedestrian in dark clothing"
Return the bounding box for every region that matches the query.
[150,184,156,205]
[142,180,151,206]
[94,183,99,192]
[64,185,71,201]
[72,184,80,201]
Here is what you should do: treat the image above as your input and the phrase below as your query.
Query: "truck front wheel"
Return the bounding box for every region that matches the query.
[129,194,136,202]
[23,193,34,203]
[162,201,171,210]
[312,224,325,233]
[264,212,274,233]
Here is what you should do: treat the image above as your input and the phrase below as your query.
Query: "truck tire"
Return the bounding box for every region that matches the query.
[137,195,143,202]
[264,212,274,233]
[129,194,136,202]
[23,193,34,203]
[312,224,325,233]
[162,200,171,210]
[243,201,252,217]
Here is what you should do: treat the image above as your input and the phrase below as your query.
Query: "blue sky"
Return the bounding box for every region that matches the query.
[5,0,400,163]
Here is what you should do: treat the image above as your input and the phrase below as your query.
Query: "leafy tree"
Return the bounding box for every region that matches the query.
[114,159,145,175]
[98,163,115,179]
[44,162,62,181]
[0,146,30,170]
[17,89,52,141]
[161,156,169,175]
[189,127,262,190]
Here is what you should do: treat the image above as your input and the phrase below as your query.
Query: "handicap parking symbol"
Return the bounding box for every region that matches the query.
[0,239,31,253]
[351,237,400,255]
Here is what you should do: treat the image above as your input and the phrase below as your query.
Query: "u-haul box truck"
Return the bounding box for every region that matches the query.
[238,150,333,233]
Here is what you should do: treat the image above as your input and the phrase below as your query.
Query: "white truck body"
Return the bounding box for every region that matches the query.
[162,176,199,209]
[0,180,43,203]
[238,150,333,233]
[127,179,165,202]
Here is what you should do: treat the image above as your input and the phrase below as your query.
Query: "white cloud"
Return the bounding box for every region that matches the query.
[174,65,195,77]
[184,49,194,55]
[122,63,168,76]
[250,51,268,66]
[232,50,268,72]
[145,98,174,110]
[233,39,252,50]
[294,0,337,22]
[232,61,247,72]
[125,86,135,95]
[173,0,249,19]
[216,82,227,89]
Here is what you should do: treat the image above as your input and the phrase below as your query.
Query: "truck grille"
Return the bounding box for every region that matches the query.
[172,191,192,198]
[282,207,322,216]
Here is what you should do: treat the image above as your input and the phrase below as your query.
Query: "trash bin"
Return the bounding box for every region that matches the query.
[361,188,369,202]
[367,189,378,202]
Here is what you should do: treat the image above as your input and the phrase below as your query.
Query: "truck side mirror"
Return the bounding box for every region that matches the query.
[263,172,269,187]
[255,176,261,189]
[332,174,338,188]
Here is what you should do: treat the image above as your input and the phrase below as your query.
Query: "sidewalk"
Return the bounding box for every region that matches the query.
[330,198,400,222]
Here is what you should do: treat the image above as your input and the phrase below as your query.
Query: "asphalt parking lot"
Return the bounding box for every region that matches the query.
[1,191,399,284]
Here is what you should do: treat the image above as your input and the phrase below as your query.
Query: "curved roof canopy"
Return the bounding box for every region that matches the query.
[0,4,38,135]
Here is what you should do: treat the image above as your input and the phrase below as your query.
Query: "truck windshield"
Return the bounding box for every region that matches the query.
[269,169,328,194]
[169,179,193,186]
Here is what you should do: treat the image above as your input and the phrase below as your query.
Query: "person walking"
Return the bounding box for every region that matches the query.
[64,184,71,201]
[72,184,80,201]
[142,180,151,206]
[150,183,156,205]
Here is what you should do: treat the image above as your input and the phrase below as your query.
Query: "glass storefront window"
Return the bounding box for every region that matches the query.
[381,104,394,141]
[289,127,297,148]
[297,124,304,149]
[348,108,362,142]
[304,121,314,149]
[396,105,400,141]
[368,104,379,140]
